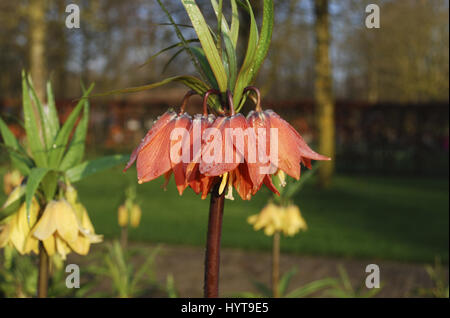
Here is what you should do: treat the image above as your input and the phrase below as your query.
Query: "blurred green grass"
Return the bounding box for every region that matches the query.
[0,166,448,263]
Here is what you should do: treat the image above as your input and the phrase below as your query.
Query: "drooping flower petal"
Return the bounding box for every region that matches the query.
[124,110,177,171]
[170,113,192,195]
[137,117,176,183]
[200,115,245,177]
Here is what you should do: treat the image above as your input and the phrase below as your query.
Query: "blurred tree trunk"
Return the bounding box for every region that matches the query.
[314,0,335,188]
[29,0,47,101]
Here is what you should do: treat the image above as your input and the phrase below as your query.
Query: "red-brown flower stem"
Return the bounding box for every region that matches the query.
[202,89,221,116]
[179,90,197,114]
[243,86,262,111]
[204,175,225,297]
[37,241,49,298]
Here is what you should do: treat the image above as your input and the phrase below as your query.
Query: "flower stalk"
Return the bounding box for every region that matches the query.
[37,242,49,298]
[271,231,280,298]
[204,182,225,297]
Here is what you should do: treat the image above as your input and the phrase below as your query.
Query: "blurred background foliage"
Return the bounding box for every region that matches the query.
[0,0,448,101]
[0,0,448,297]
[0,0,447,175]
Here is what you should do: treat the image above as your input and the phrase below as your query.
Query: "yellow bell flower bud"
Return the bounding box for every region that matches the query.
[118,204,128,227]
[130,204,142,228]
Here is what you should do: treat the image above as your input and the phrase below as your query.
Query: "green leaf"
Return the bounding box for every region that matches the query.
[0,187,25,221]
[156,0,210,85]
[211,0,231,42]
[130,245,161,292]
[161,47,185,73]
[27,75,53,151]
[235,0,274,110]
[230,0,239,48]
[251,280,272,298]
[182,0,228,92]
[211,0,238,50]
[190,46,219,89]
[0,116,33,175]
[95,75,222,111]
[278,267,297,296]
[223,33,238,90]
[139,38,200,69]
[96,75,209,96]
[248,0,274,83]
[285,278,338,298]
[25,167,49,216]
[47,84,94,169]
[59,91,90,171]
[41,170,59,202]
[66,154,129,183]
[233,0,259,107]
[22,71,47,167]
[45,81,61,141]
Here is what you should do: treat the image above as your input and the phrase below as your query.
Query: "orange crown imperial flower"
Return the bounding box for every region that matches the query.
[125,87,330,200]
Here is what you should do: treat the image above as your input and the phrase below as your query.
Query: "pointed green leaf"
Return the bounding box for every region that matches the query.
[59,96,89,171]
[182,0,228,92]
[235,0,274,110]
[66,154,129,183]
[0,116,33,175]
[47,84,94,169]
[211,0,230,42]
[45,81,60,141]
[139,39,199,69]
[25,167,49,216]
[233,0,259,107]
[22,71,47,167]
[230,0,239,48]
[251,279,272,298]
[278,267,297,296]
[156,0,210,85]
[249,0,274,83]
[95,75,221,111]
[190,46,219,89]
[162,47,185,73]
[285,278,338,298]
[41,170,58,202]
[223,33,237,90]
[27,75,55,153]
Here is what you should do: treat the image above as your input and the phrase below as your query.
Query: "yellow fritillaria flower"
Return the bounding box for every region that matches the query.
[70,202,103,255]
[129,204,142,228]
[26,199,102,260]
[282,205,307,237]
[247,203,308,237]
[0,199,39,254]
[247,203,284,236]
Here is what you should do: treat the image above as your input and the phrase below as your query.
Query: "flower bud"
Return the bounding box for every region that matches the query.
[130,204,142,228]
[118,204,128,227]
